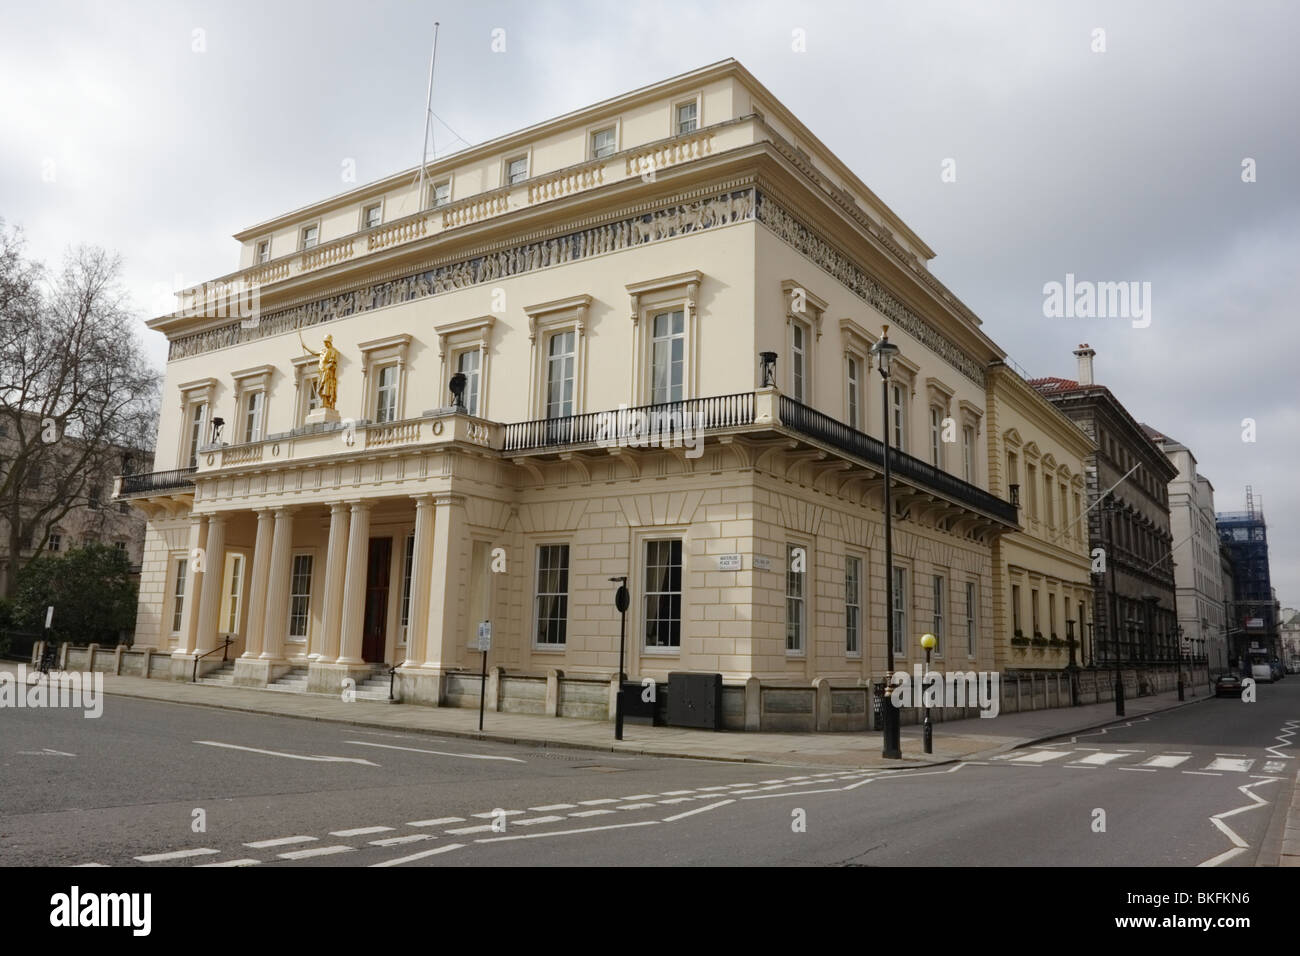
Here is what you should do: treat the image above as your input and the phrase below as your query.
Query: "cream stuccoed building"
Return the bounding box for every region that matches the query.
[117,60,1030,730]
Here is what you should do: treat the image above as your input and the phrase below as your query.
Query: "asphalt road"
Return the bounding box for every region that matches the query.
[1,679,1295,867]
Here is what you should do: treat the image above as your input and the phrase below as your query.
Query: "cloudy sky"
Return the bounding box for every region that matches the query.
[3,0,1297,603]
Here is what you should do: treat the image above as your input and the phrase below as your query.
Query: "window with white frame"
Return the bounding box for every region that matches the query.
[49,533,62,553]
[965,580,977,656]
[591,127,616,159]
[456,349,482,416]
[675,100,698,135]
[846,355,861,429]
[534,544,569,646]
[256,239,271,264]
[288,553,313,640]
[791,321,808,402]
[301,224,318,250]
[222,553,245,633]
[650,309,685,404]
[374,365,399,423]
[962,426,975,483]
[786,544,805,653]
[363,203,382,229]
[845,555,862,655]
[171,558,188,633]
[399,534,414,643]
[932,574,945,655]
[892,566,907,655]
[644,539,683,649]
[545,331,576,419]
[506,155,528,185]
[891,383,907,451]
[306,377,320,415]
[185,401,207,468]
[430,179,451,208]
[930,407,943,466]
[242,390,264,443]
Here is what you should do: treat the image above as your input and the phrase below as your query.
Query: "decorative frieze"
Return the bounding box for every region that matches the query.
[167,186,759,362]
[754,193,986,387]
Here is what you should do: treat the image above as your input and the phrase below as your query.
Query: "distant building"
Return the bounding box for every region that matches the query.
[1144,426,1228,674]
[1031,346,1179,669]
[0,411,149,593]
[1280,609,1300,669]
[1216,488,1278,666]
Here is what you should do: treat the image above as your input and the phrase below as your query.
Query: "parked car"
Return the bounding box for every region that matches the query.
[1269,660,1284,681]
[1215,674,1244,698]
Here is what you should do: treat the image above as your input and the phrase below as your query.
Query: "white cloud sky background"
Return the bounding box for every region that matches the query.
[2,0,1297,603]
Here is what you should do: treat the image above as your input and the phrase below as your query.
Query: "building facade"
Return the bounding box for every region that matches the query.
[1216,490,1278,668]
[985,361,1094,671]
[1031,346,1179,668]
[116,60,1032,723]
[1145,427,1228,674]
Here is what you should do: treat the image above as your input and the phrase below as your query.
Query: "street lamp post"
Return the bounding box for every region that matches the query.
[871,325,903,760]
[1066,618,1079,706]
[609,576,629,741]
[1101,494,1124,716]
[920,633,937,753]
[1175,623,1186,701]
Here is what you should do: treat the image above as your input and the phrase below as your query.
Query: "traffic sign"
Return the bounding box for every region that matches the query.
[475,621,492,652]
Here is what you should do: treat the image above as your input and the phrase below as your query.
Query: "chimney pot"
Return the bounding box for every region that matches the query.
[1073,343,1096,386]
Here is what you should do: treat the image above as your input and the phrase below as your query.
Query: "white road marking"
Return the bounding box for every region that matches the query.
[198,858,261,867]
[661,789,695,795]
[1117,767,1157,773]
[476,821,659,843]
[529,804,577,811]
[278,845,354,860]
[330,826,393,837]
[372,843,464,867]
[664,799,733,822]
[1197,778,1280,867]
[407,817,464,827]
[741,787,843,800]
[1184,771,1223,776]
[617,803,658,810]
[621,794,659,800]
[134,848,219,862]
[1141,755,1190,768]
[369,834,433,847]
[343,740,524,763]
[17,748,76,756]
[510,815,565,827]
[577,798,619,806]
[244,835,317,849]
[569,809,616,817]
[1205,758,1254,773]
[1011,750,1072,763]
[472,810,524,819]
[445,824,495,835]
[1074,752,1127,765]
[657,798,692,804]
[1264,761,1287,773]
[194,741,378,765]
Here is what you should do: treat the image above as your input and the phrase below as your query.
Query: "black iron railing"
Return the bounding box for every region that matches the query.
[779,396,1018,525]
[502,393,755,451]
[118,467,197,496]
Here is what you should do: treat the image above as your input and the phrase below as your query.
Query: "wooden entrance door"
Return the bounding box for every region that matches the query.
[362,537,392,663]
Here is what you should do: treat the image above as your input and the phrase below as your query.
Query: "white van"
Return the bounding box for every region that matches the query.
[1250,661,1273,683]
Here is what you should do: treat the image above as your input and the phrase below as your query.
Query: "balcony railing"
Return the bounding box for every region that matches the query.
[118,467,197,496]
[778,396,1018,525]
[503,393,755,451]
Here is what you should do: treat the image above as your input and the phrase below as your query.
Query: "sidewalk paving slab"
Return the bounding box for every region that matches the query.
[1,663,1208,770]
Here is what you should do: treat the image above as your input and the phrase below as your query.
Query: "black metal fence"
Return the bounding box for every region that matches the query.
[118,466,197,496]
[502,393,756,451]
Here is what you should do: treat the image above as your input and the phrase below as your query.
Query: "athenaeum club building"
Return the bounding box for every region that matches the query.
[118,60,1079,725]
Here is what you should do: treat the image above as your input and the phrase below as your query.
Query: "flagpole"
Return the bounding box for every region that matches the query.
[417,21,440,209]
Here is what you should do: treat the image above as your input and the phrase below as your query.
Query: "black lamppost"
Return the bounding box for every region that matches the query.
[1066,618,1079,705]
[1175,623,1186,701]
[609,576,629,740]
[1101,493,1124,715]
[920,633,937,753]
[871,324,902,759]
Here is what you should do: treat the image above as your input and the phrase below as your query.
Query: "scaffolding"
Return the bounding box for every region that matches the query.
[1216,485,1278,662]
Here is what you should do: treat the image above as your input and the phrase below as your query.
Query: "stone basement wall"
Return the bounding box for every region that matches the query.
[39,643,1202,732]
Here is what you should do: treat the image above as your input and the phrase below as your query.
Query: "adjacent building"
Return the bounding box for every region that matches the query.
[1216,489,1278,668]
[985,361,1094,671]
[1144,426,1228,674]
[116,60,1023,726]
[1030,346,1178,669]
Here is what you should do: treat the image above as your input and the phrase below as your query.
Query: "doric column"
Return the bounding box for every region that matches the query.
[193,513,227,655]
[423,494,467,669]
[337,500,372,664]
[176,515,207,654]
[260,507,295,661]
[403,494,435,666]
[241,508,275,658]
[315,502,350,661]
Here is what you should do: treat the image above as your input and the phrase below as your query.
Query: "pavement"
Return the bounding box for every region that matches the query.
[0,660,1210,769]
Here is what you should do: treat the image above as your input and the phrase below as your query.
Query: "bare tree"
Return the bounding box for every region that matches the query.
[0,220,160,596]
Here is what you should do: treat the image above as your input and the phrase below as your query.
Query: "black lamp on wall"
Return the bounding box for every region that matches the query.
[759,351,777,388]
[449,372,467,410]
